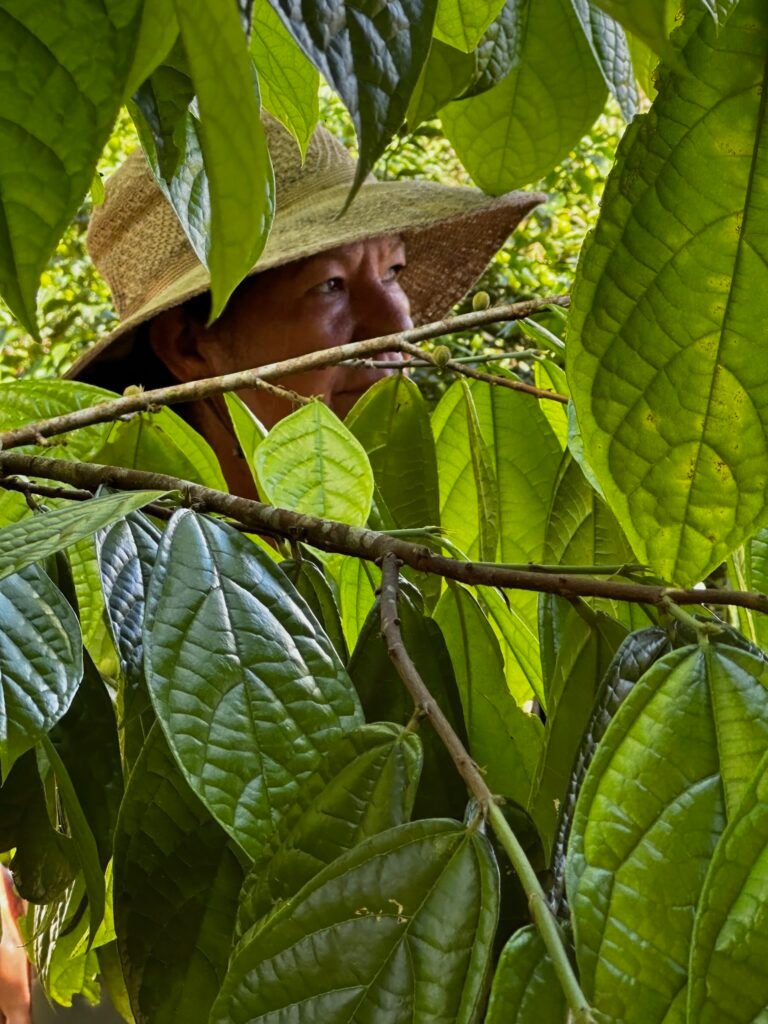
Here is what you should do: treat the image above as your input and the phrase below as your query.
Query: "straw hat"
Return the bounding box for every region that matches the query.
[69,116,545,381]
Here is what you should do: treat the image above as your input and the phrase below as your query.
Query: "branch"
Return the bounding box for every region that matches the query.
[378,554,595,1024]
[0,451,766,614]
[0,297,568,451]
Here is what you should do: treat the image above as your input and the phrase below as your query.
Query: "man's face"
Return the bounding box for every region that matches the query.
[194,235,412,427]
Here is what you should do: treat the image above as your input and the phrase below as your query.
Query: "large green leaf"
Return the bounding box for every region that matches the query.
[349,590,468,820]
[0,565,82,772]
[346,375,440,532]
[440,0,607,192]
[463,0,525,97]
[114,724,244,1024]
[406,40,476,127]
[531,596,626,852]
[590,0,677,57]
[268,0,437,192]
[433,0,506,52]
[0,490,166,581]
[479,587,543,705]
[281,558,348,662]
[212,820,498,1024]
[250,0,319,159]
[0,0,144,334]
[144,510,362,858]
[125,0,178,96]
[236,723,422,935]
[689,750,768,1023]
[485,925,568,1023]
[256,402,374,526]
[432,380,562,563]
[567,644,768,1022]
[98,511,161,767]
[335,555,380,652]
[172,0,275,319]
[434,585,542,810]
[571,0,637,120]
[568,0,768,585]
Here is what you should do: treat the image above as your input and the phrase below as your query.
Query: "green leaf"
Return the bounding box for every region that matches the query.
[431,380,562,562]
[224,391,267,478]
[531,597,626,852]
[145,510,362,858]
[250,0,319,159]
[236,723,422,936]
[0,0,144,334]
[212,820,498,1024]
[462,0,525,98]
[485,925,568,1023]
[434,584,543,810]
[98,511,161,768]
[744,526,768,650]
[255,401,374,526]
[114,724,244,1024]
[0,751,78,902]
[336,555,381,651]
[268,0,437,193]
[406,40,476,128]
[0,565,82,772]
[479,586,543,705]
[567,0,768,585]
[689,749,768,1023]
[125,0,178,96]
[49,654,123,868]
[571,0,637,120]
[441,0,607,192]
[281,558,348,662]
[0,490,167,582]
[434,0,506,52]
[567,644,768,1022]
[346,375,440,532]
[590,0,678,57]
[39,736,105,947]
[349,590,468,820]
[173,0,275,319]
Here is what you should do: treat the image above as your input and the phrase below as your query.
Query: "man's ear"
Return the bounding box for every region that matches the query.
[148,305,211,382]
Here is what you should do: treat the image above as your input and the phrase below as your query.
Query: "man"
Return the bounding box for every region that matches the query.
[70,115,544,490]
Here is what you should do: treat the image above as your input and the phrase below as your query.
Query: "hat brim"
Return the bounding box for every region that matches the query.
[68,178,545,381]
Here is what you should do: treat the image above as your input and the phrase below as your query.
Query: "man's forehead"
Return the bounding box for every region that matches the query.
[300,234,405,266]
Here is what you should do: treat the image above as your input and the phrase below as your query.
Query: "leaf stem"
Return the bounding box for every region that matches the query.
[378,553,594,1022]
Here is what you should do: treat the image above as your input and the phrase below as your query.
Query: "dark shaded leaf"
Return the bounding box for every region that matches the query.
[113,725,243,1024]
[571,0,637,120]
[268,0,437,192]
[236,722,422,936]
[485,925,568,1023]
[145,510,362,858]
[0,565,82,772]
[280,558,348,662]
[349,589,469,820]
[212,821,498,1024]
[462,0,524,97]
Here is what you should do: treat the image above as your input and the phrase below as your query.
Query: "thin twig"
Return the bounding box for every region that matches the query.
[0,297,568,452]
[0,452,766,614]
[344,350,548,369]
[378,554,594,1023]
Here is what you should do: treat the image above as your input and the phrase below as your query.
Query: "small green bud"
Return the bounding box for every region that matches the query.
[432,345,451,368]
[472,290,491,311]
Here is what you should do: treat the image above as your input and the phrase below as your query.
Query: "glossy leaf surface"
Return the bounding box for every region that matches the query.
[145,511,362,858]
[689,750,768,1023]
[236,723,422,935]
[568,644,768,1021]
[0,565,82,771]
[568,0,768,584]
[268,0,437,191]
[256,402,374,526]
[212,821,498,1024]
[441,0,606,192]
[114,725,244,1024]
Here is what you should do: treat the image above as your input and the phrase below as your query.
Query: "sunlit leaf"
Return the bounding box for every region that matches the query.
[433,0,506,52]
[568,0,768,584]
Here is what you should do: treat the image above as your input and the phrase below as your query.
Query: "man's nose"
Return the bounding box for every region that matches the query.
[353,282,413,342]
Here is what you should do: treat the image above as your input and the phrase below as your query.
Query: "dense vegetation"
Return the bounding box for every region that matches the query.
[0,2,766,1023]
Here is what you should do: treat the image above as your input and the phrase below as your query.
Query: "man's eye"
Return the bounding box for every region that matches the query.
[316,277,344,294]
[385,263,405,281]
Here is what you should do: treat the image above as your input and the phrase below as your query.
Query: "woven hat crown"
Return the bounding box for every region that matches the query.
[87,118,357,323]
